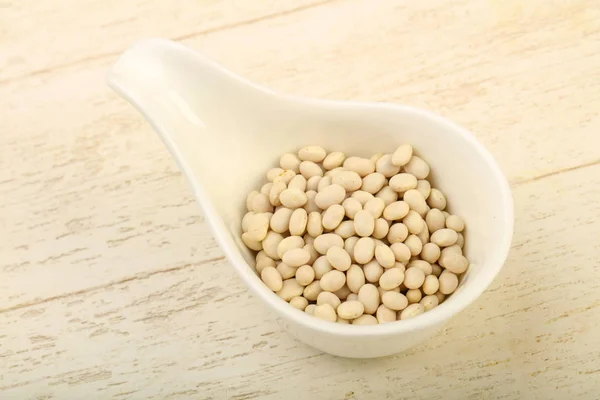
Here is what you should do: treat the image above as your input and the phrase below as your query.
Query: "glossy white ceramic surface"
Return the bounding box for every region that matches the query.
[108,38,513,358]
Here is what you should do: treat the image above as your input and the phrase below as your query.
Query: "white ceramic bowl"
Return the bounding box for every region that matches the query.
[108,39,514,358]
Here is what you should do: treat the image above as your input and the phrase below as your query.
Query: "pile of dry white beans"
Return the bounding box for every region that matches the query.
[241,145,468,325]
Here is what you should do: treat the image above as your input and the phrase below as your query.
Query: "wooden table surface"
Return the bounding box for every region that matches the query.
[2,0,600,398]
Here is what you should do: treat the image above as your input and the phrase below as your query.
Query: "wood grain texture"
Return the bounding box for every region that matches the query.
[1,0,600,398]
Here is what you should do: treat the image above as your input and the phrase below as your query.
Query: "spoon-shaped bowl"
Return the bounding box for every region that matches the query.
[107,38,513,358]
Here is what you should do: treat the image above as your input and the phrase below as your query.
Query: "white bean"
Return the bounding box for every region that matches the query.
[383,201,410,221]
[404,267,426,289]
[276,278,304,301]
[391,144,413,167]
[357,283,380,314]
[364,198,385,219]
[375,244,396,268]
[241,211,255,232]
[261,266,283,291]
[307,211,323,237]
[403,156,429,179]
[420,295,439,311]
[304,243,319,265]
[255,257,276,274]
[332,170,362,191]
[279,188,307,209]
[298,145,327,162]
[320,270,347,292]
[282,248,311,267]
[347,264,366,294]
[322,151,346,170]
[244,213,270,241]
[416,179,431,199]
[457,232,465,248]
[403,210,425,234]
[289,296,308,310]
[375,186,398,205]
[343,156,375,177]
[305,304,317,315]
[337,317,350,324]
[304,190,320,213]
[404,234,423,256]
[299,160,323,179]
[317,176,332,192]
[295,265,315,286]
[347,293,359,301]
[379,268,404,290]
[266,168,284,182]
[363,260,384,283]
[432,263,442,277]
[403,189,429,216]
[280,153,301,173]
[241,232,262,251]
[372,218,389,239]
[276,263,298,279]
[315,184,346,209]
[262,231,284,260]
[288,174,307,192]
[326,246,352,272]
[342,197,362,219]
[303,280,324,301]
[338,300,365,320]
[352,315,378,325]
[390,242,411,263]
[430,228,458,247]
[322,204,345,230]
[408,260,433,276]
[272,169,296,185]
[306,176,321,191]
[354,210,375,237]
[427,188,447,210]
[439,252,469,274]
[354,237,375,264]
[438,271,459,294]
[389,173,417,192]
[252,193,273,213]
[289,208,308,236]
[425,208,446,233]
[387,223,409,244]
[382,291,408,311]
[317,291,341,310]
[261,182,273,196]
[314,303,337,322]
[313,256,333,279]
[313,233,344,254]
[361,172,386,194]
[446,215,465,232]
[406,289,422,304]
[269,182,286,206]
[376,304,397,324]
[421,242,441,264]
[344,237,359,261]
[335,220,356,239]
[422,275,440,295]
[399,303,424,320]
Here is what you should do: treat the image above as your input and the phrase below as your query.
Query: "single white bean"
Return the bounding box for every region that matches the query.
[332,170,363,191]
[244,213,269,241]
[289,208,308,236]
[408,260,433,276]
[322,151,346,170]
[307,211,323,237]
[335,220,356,239]
[425,208,446,233]
[346,264,366,294]
[421,242,441,264]
[295,265,315,286]
[379,268,405,290]
[430,228,458,247]
[400,303,425,320]
[317,176,332,192]
[276,278,304,301]
[304,243,319,265]
[422,275,440,295]
[383,201,410,221]
[352,314,378,325]
[390,242,411,263]
[279,188,308,209]
[354,210,375,237]
[375,154,401,177]
[313,256,333,279]
[306,176,321,191]
[375,244,396,268]
[289,296,308,311]
[304,190,320,213]
[342,197,362,219]
[276,263,298,279]
[354,237,375,264]
[416,179,431,199]
[438,271,459,294]
[241,232,262,251]
[372,218,390,239]
[427,188,447,210]
[439,252,469,274]
[387,223,409,244]
[282,248,311,267]
[299,160,323,179]
[317,291,341,310]
[266,168,284,182]
[277,236,304,259]
[315,184,346,209]
[404,234,423,256]
[376,304,397,324]
[382,291,409,311]
[361,172,386,194]
[389,173,417,192]
[261,266,283,291]
[272,169,296,185]
[241,211,255,232]
[403,156,429,179]
[457,232,465,248]
[364,198,385,219]
[420,295,439,311]
[435,291,446,303]
[358,283,380,314]
[326,246,352,272]
[404,266,426,289]
[347,293,359,301]
[298,145,327,162]
[432,263,442,277]
[305,304,317,315]
[403,210,425,234]
[261,182,273,196]
[322,204,345,230]
[280,153,301,173]
[337,300,365,320]
[255,257,276,274]
[446,215,465,232]
[363,260,384,283]
[343,156,375,177]
[320,270,347,292]
[252,193,274,213]
[406,289,422,304]
[391,144,413,167]
[269,182,286,207]
[262,231,284,260]
[375,186,398,205]
[303,280,324,301]
[288,174,307,192]
[404,189,429,216]
[313,233,344,254]
[314,303,337,322]
[337,317,350,324]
